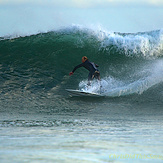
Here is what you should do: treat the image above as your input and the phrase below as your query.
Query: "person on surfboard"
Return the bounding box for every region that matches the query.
[69,56,101,86]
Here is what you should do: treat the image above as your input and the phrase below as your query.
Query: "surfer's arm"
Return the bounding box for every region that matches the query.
[69,63,84,76]
[72,63,83,73]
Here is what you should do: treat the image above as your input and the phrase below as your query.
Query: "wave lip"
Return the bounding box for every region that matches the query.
[99,29,163,58]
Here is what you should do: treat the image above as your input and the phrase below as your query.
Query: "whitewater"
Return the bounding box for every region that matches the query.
[0,26,163,162]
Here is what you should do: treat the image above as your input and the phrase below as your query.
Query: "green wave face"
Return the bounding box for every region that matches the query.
[0,27,163,97]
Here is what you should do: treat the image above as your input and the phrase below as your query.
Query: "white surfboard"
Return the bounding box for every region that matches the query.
[66,89,103,97]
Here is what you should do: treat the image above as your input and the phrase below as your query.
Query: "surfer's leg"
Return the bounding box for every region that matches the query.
[87,81,91,86]
[87,80,91,90]
[94,71,101,85]
[94,71,102,93]
[87,72,93,86]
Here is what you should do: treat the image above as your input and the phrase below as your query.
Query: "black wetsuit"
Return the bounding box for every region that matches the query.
[72,60,100,81]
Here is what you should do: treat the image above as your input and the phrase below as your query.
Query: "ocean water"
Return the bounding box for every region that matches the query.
[0,26,163,162]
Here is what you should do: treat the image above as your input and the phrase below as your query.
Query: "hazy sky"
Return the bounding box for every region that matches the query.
[1,0,163,7]
[0,0,163,36]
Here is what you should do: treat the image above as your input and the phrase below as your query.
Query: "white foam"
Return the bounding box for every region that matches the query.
[79,59,163,97]
[103,59,163,97]
[98,29,163,58]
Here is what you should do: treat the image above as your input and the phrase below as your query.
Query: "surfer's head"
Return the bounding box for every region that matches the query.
[82,56,88,63]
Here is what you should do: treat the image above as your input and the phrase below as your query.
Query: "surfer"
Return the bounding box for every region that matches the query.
[69,56,101,86]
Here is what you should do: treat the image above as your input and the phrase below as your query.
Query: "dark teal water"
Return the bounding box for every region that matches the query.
[0,27,163,162]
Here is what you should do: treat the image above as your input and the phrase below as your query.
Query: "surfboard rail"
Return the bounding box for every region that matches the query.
[66,89,103,97]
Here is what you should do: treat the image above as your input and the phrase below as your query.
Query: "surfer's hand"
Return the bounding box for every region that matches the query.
[69,72,73,76]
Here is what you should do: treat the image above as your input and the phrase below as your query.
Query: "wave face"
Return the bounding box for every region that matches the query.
[0,26,163,99]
